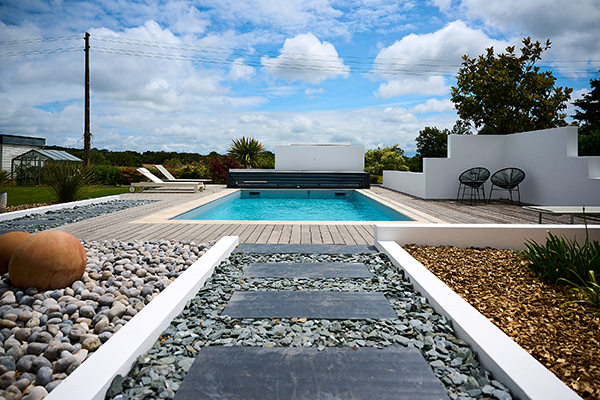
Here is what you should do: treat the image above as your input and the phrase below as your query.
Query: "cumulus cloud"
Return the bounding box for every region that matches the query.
[262,33,350,84]
[227,59,256,81]
[372,21,509,97]
[375,77,448,98]
[409,98,455,114]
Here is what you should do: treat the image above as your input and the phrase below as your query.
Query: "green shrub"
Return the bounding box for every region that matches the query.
[42,162,93,203]
[560,270,600,317]
[174,163,210,179]
[90,165,122,186]
[119,167,144,185]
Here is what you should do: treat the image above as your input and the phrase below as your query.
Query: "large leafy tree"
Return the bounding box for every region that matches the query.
[364,144,408,182]
[227,137,266,168]
[572,76,600,156]
[451,37,573,134]
[416,127,448,159]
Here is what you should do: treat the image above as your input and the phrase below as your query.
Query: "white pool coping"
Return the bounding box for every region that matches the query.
[0,195,122,222]
[375,223,586,400]
[45,235,239,400]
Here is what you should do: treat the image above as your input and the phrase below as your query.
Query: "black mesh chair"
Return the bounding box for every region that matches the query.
[489,167,526,205]
[456,167,490,205]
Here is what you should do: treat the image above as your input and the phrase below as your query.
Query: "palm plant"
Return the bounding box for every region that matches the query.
[43,161,94,203]
[227,137,265,169]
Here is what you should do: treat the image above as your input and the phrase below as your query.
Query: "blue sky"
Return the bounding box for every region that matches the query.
[1,0,599,156]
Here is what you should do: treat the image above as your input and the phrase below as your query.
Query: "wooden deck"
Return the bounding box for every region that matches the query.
[56,185,593,245]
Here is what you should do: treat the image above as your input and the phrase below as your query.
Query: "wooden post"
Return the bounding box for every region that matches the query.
[84,32,90,167]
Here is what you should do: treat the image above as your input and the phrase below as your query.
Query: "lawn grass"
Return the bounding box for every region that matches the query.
[0,185,129,207]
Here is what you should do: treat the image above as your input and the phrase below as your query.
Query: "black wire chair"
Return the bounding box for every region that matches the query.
[489,167,526,205]
[456,167,490,205]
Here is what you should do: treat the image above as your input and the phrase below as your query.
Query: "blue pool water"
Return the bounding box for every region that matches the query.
[172,190,413,221]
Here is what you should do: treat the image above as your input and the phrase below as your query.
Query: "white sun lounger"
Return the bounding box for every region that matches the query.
[155,165,211,182]
[522,206,600,224]
[129,168,204,193]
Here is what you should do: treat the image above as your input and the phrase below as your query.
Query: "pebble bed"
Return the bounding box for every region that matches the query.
[0,200,154,233]
[0,238,215,400]
[107,251,514,400]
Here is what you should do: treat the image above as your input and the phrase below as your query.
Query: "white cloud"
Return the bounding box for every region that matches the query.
[375,77,448,98]
[262,33,350,84]
[305,87,325,98]
[372,21,509,97]
[409,98,454,114]
[227,59,256,81]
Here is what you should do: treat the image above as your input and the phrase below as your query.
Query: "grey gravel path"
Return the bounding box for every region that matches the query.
[106,249,513,400]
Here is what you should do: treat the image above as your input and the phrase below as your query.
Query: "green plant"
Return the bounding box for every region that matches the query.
[0,169,11,186]
[42,162,94,203]
[560,270,600,317]
[227,137,265,168]
[90,165,122,186]
[522,231,600,286]
[119,167,144,185]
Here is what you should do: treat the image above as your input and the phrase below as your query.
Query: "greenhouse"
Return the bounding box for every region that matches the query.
[11,149,82,185]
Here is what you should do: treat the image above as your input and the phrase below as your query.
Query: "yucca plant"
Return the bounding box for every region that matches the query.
[227,137,265,169]
[43,161,94,203]
[0,169,11,186]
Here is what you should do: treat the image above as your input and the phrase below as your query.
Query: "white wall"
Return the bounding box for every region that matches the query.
[383,127,600,206]
[275,144,365,171]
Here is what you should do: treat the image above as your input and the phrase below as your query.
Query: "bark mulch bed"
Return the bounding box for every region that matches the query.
[404,245,599,400]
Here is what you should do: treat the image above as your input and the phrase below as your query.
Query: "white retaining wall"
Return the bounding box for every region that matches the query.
[275,144,364,171]
[383,127,600,206]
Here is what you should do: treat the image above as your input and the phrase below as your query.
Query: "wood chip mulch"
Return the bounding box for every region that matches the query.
[0,202,55,214]
[403,245,600,400]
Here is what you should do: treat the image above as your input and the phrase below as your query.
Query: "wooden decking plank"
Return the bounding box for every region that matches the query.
[336,224,358,245]
[354,224,375,244]
[344,225,370,245]
[246,224,267,243]
[289,225,302,244]
[257,225,275,243]
[195,223,232,243]
[300,225,311,244]
[278,225,292,244]
[329,225,346,245]
[319,225,334,245]
[238,224,260,243]
[267,225,284,244]
[309,225,322,244]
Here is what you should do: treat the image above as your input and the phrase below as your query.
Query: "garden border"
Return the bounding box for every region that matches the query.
[45,235,239,400]
[0,195,121,221]
[374,223,591,400]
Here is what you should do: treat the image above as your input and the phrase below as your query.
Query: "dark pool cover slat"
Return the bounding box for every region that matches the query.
[222,291,398,319]
[244,262,372,278]
[235,243,378,254]
[174,347,449,400]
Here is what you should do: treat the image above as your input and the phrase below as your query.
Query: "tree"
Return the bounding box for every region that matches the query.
[227,137,266,168]
[451,37,573,134]
[450,120,473,135]
[416,127,448,159]
[572,76,600,156]
[364,144,409,183]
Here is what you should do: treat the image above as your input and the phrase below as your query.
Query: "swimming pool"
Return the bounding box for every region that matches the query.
[171,190,414,222]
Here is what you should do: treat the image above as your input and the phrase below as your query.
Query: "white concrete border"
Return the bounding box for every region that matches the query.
[0,195,122,222]
[45,235,239,400]
[374,224,586,400]
[374,223,600,251]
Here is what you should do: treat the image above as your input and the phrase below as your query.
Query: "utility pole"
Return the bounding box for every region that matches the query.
[84,32,90,167]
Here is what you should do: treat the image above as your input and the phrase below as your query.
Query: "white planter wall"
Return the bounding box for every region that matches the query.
[275,145,364,171]
[383,127,600,206]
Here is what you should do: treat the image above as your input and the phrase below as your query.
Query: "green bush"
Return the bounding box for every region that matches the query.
[174,163,210,179]
[90,165,122,186]
[42,162,93,203]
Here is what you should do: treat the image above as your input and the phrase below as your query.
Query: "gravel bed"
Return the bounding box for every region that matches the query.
[107,251,514,400]
[0,200,155,233]
[0,238,214,400]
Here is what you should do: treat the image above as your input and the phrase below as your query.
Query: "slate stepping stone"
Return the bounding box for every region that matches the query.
[223,291,398,319]
[244,262,372,278]
[174,347,449,400]
[235,243,378,254]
